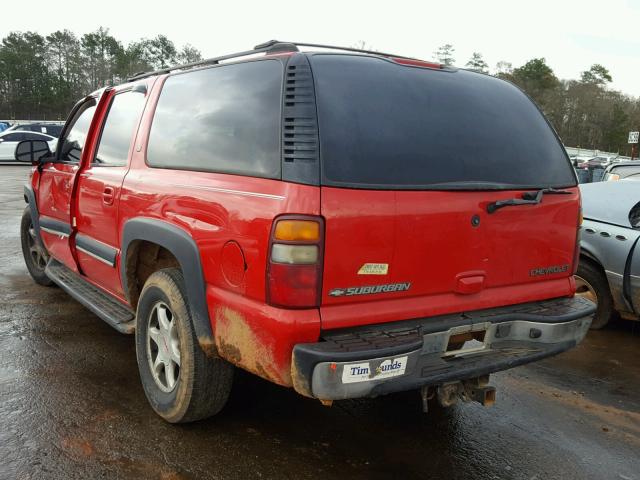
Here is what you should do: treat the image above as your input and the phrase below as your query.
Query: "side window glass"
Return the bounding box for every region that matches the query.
[24,133,48,141]
[147,60,282,178]
[94,90,146,166]
[59,100,97,163]
[49,125,63,137]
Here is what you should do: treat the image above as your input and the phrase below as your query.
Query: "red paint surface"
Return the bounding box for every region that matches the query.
[319,187,579,329]
[37,162,78,270]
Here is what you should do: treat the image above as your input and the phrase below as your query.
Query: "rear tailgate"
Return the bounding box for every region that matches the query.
[320,187,579,329]
[309,54,579,330]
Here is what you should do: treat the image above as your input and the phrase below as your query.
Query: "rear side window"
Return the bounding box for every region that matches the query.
[94,91,146,166]
[23,133,50,141]
[2,133,24,141]
[147,60,282,178]
[45,125,63,137]
[311,55,576,189]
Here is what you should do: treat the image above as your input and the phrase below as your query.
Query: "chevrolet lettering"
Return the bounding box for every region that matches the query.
[530,264,570,277]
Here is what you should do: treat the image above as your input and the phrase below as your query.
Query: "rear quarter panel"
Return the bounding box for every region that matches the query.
[580,218,639,314]
[119,75,322,386]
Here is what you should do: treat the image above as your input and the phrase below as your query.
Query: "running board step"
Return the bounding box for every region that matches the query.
[45,259,135,334]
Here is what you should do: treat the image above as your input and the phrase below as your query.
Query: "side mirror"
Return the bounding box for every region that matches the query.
[15,140,53,164]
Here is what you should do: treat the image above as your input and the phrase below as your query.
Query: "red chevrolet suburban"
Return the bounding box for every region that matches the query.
[16,41,594,423]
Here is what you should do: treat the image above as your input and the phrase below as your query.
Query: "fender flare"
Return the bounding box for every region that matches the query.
[622,236,640,314]
[579,246,601,267]
[23,184,44,248]
[121,218,214,350]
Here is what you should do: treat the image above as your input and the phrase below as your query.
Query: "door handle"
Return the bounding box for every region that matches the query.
[103,186,115,205]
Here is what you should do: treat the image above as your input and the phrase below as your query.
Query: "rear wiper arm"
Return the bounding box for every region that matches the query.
[487,188,572,214]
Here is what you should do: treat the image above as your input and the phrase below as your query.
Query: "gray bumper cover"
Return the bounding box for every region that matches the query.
[292,296,595,400]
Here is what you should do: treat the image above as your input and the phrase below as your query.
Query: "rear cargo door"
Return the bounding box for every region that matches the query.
[310,54,580,329]
[320,188,579,324]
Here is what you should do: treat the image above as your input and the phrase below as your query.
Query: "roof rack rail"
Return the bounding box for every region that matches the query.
[256,40,419,61]
[126,40,423,83]
[127,41,299,82]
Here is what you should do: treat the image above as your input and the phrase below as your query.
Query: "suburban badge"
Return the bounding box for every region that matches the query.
[328,282,411,297]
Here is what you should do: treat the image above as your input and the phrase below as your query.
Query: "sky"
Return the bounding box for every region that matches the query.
[4,0,640,97]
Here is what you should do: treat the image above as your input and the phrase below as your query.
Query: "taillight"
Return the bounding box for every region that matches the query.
[267,215,324,308]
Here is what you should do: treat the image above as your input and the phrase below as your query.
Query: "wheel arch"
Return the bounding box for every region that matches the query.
[579,247,603,269]
[23,183,43,247]
[121,217,214,354]
[580,246,629,315]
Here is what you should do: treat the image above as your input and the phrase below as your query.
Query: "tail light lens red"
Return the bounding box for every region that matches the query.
[267,216,324,308]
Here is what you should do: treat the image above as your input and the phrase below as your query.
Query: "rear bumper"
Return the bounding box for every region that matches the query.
[291,296,595,400]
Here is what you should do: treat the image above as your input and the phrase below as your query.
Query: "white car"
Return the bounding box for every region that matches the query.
[0,131,57,162]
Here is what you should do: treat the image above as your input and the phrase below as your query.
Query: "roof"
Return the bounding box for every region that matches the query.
[608,160,640,168]
[580,181,640,228]
[126,40,441,83]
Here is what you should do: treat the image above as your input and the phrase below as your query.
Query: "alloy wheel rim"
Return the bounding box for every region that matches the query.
[146,302,181,392]
[27,223,48,270]
[574,275,598,305]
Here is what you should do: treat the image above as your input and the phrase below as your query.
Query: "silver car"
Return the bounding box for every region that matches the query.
[577,181,640,328]
[0,130,57,162]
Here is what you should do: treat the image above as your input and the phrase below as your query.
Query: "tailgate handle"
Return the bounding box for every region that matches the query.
[455,273,485,295]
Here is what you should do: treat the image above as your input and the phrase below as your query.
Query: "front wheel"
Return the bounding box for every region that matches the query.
[135,268,234,423]
[20,207,53,286]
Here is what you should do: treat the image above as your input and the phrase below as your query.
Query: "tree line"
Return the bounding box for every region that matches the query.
[1,31,638,155]
[0,28,202,120]
[434,44,639,156]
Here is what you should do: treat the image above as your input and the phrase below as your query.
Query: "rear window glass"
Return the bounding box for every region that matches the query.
[147,60,282,178]
[311,55,576,189]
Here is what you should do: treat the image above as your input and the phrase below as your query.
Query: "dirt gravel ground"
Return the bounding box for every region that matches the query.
[1,165,639,480]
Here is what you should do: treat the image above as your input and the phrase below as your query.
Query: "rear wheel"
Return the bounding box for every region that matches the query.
[20,207,53,286]
[135,268,234,423]
[575,261,613,330]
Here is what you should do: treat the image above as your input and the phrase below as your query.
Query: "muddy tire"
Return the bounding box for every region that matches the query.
[135,268,234,423]
[20,207,53,286]
[575,261,613,330]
